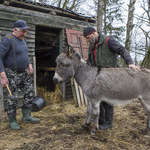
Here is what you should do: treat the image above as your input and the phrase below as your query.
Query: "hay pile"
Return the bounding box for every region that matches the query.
[36,84,62,104]
[0,100,150,150]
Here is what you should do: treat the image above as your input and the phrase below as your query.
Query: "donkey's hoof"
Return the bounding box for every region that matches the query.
[82,124,90,131]
[90,131,96,136]
[142,129,149,135]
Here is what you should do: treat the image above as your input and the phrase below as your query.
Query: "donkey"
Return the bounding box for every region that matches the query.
[53,46,150,135]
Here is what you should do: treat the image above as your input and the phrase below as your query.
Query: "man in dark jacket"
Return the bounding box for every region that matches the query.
[0,20,40,130]
[83,26,140,130]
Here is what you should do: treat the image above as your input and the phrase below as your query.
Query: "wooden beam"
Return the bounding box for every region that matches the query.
[33,56,37,96]
[36,47,52,51]
[37,67,55,71]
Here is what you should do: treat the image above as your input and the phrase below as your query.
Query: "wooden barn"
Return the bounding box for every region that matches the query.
[0,0,95,111]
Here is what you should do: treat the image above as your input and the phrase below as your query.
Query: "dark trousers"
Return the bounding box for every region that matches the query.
[5,68,35,116]
[99,101,114,125]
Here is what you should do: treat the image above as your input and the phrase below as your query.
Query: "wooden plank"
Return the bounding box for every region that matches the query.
[37,67,55,71]
[66,28,89,60]
[74,79,81,107]
[0,17,35,30]
[33,56,37,96]
[78,85,85,106]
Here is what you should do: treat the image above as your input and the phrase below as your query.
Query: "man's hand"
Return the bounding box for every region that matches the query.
[128,64,140,71]
[0,72,9,87]
[27,64,33,75]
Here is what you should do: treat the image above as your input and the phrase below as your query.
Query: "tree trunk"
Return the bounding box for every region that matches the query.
[139,0,150,68]
[97,0,104,33]
[141,45,150,68]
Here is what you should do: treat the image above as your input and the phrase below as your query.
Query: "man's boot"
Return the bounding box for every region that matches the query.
[22,109,40,124]
[99,102,113,130]
[8,115,20,130]
[99,103,105,125]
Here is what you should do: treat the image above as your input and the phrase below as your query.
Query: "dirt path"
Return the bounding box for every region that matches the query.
[0,100,150,150]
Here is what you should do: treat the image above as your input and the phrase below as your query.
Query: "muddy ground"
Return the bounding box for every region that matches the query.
[0,100,150,150]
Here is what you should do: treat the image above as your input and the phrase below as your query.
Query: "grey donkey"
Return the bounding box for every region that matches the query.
[53,46,150,135]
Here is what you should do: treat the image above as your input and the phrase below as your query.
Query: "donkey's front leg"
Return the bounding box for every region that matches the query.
[82,99,92,130]
[90,100,100,135]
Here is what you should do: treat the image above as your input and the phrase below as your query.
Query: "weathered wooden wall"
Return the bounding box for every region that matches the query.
[0,4,91,31]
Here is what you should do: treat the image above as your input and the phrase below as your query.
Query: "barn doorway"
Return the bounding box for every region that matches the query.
[35,26,60,93]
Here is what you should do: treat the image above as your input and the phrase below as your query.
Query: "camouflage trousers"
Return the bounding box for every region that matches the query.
[5,68,35,116]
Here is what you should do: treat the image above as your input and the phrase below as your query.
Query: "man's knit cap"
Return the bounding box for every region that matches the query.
[14,20,29,29]
[83,26,96,37]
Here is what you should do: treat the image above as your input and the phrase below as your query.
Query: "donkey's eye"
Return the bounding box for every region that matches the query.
[58,64,64,69]
[64,64,70,67]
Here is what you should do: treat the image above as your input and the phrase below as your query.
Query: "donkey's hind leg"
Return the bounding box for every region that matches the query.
[139,96,150,134]
[145,113,150,134]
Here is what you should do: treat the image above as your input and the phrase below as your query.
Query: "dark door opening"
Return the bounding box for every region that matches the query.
[35,26,60,92]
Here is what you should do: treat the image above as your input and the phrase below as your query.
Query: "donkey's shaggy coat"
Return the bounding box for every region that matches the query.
[54,47,150,135]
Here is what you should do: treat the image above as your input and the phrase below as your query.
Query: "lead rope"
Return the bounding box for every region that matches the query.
[12,35,17,71]
[11,35,18,96]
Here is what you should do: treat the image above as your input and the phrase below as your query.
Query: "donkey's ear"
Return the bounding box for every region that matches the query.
[65,44,75,57]
[68,44,74,54]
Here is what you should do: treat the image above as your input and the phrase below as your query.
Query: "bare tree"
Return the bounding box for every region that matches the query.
[134,0,150,67]
[48,0,85,11]
[97,0,104,33]
[125,0,136,53]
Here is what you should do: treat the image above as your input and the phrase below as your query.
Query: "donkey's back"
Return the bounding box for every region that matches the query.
[90,68,150,103]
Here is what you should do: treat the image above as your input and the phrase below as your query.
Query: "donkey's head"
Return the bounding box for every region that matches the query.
[53,45,82,83]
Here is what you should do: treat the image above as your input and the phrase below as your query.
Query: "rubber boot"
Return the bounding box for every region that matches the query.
[99,102,113,130]
[8,115,20,130]
[22,109,40,124]
[99,103,105,125]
